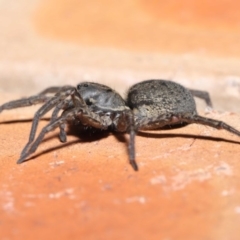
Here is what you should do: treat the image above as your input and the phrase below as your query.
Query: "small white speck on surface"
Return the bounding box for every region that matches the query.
[171,169,212,191]
[150,175,167,185]
[221,189,235,196]
[213,162,233,176]
[125,196,146,204]
[234,206,240,214]
[49,188,75,199]
[150,162,233,191]
[0,190,15,213]
[2,201,15,212]
[49,160,65,166]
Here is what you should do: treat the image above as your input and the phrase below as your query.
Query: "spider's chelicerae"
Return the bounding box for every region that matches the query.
[0,79,240,171]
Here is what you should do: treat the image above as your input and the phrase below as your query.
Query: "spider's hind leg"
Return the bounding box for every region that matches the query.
[189,89,213,109]
[181,114,240,137]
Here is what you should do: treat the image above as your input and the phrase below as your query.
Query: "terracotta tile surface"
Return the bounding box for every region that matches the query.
[1,111,240,240]
[1,0,240,240]
[35,0,240,57]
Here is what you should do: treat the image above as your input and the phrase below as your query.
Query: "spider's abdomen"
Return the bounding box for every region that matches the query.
[127,80,197,118]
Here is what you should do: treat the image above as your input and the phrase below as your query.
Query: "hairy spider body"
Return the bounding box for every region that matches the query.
[127,80,197,129]
[128,80,240,142]
[0,79,240,171]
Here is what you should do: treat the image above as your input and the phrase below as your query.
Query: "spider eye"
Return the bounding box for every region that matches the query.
[85,99,92,105]
[77,83,89,90]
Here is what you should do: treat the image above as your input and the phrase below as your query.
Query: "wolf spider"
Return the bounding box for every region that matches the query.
[0,80,240,171]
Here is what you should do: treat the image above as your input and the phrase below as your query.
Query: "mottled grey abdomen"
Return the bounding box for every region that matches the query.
[127,80,197,118]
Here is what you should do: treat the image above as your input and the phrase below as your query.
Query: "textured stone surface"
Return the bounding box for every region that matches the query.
[0,0,240,239]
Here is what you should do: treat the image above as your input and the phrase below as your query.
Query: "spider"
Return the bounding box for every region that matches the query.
[0,79,240,171]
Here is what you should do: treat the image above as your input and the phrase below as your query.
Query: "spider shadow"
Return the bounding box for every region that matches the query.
[0,118,50,124]
[120,123,240,158]
[0,117,53,124]
[21,123,112,163]
[137,130,240,145]
[2,119,240,164]
[133,122,239,144]
[1,118,114,163]
[32,125,128,162]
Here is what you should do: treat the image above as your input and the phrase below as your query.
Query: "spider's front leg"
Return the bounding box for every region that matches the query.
[113,110,138,171]
[20,87,76,157]
[0,94,50,113]
[50,99,74,143]
[0,85,75,152]
[17,104,110,164]
[0,86,70,113]
[127,114,138,171]
[18,108,77,163]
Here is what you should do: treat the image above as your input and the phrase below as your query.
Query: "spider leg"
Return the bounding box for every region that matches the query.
[189,89,213,108]
[127,113,138,171]
[50,99,74,143]
[38,86,68,95]
[137,112,240,138]
[0,95,51,113]
[181,114,240,137]
[17,103,110,164]
[0,85,74,114]
[111,109,138,170]
[20,87,76,157]
[18,108,78,163]
[51,104,66,142]
[48,85,87,142]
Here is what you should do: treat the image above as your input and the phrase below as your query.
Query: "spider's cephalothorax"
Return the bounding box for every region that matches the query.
[75,82,137,169]
[75,82,133,133]
[1,79,240,171]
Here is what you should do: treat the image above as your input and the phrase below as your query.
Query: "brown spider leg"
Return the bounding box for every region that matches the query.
[188,89,213,108]
[18,109,77,163]
[51,105,66,142]
[17,105,110,164]
[0,95,51,113]
[55,90,90,142]
[113,109,138,170]
[38,85,73,95]
[136,113,240,138]
[20,87,76,157]
[52,90,104,143]
[0,85,75,114]
[181,114,240,137]
[127,113,138,171]
[38,87,63,95]
[50,100,74,143]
